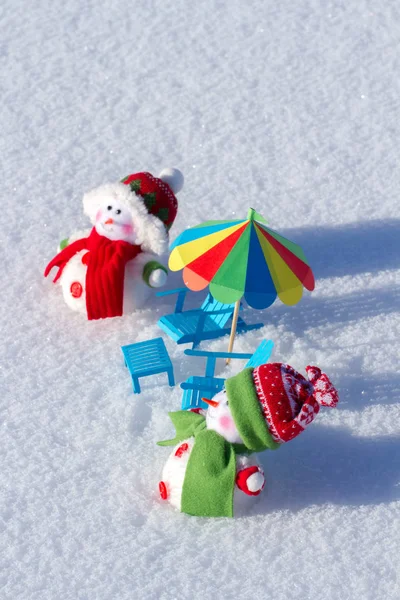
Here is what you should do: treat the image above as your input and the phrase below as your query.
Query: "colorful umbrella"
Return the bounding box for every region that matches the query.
[169,207,315,351]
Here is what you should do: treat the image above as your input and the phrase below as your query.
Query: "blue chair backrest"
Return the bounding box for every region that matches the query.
[245,339,274,368]
[200,294,236,328]
[181,376,225,410]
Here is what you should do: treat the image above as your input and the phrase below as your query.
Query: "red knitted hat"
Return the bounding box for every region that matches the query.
[252,363,339,443]
[121,169,182,230]
[226,363,339,451]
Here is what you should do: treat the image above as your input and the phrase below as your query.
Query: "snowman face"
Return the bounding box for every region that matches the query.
[94,199,137,243]
[205,390,243,444]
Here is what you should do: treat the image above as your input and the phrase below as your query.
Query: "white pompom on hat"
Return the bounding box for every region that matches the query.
[158,167,184,194]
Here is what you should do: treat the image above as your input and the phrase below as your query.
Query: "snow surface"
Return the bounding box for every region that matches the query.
[1,0,400,598]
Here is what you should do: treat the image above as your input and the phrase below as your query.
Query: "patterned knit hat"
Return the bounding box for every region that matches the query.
[225,363,339,452]
[121,168,182,231]
[83,168,183,256]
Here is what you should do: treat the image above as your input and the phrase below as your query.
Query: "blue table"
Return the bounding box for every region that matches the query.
[121,338,175,394]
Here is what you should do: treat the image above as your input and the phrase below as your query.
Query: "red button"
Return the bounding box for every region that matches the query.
[159,481,168,500]
[70,282,83,298]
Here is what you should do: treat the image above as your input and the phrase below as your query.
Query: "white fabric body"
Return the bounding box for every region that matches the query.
[58,243,168,315]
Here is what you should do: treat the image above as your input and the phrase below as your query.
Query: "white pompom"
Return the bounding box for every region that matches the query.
[149,269,168,288]
[247,471,264,493]
[159,168,184,194]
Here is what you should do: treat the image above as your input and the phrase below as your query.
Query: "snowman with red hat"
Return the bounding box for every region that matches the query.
[44,168,183,320]
[158,362,339,518]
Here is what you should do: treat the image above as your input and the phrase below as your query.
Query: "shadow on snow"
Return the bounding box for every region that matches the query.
[255,424,400,513]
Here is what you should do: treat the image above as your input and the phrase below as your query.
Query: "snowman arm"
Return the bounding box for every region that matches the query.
[142,260,168,288]
[235,466,265,496]
[44,237,88,282]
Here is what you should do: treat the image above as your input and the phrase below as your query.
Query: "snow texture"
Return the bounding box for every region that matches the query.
[1,0,399,599]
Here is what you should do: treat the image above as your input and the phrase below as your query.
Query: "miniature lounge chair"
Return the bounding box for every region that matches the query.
[157,287,263,348]
[180,339,274,410]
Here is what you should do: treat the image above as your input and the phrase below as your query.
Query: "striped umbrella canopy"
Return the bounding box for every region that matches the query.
[169,208,315,309]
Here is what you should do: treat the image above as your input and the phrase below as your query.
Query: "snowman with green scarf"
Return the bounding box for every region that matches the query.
[158,362,339,518]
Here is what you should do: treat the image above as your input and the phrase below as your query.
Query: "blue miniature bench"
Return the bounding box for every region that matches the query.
[157,287,263,348]
[180,339,274,410]
[121,337,175,394]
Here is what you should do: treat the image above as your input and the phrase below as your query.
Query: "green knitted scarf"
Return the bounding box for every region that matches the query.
[158,411,249,518]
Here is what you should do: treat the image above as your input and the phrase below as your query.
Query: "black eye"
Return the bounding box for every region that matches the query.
[115,209,121,215]
[107,205,112,211]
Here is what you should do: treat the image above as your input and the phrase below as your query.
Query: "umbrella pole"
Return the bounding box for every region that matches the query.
[226,300,241,364]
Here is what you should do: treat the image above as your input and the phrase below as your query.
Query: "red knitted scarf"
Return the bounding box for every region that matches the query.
[44,228,141,320]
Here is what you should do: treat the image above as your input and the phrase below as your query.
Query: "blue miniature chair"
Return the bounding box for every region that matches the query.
[180,339,274,410]
[244,338,274,368]
[121,337,175,394]
[157,288,263,348]
[181,376,226,411]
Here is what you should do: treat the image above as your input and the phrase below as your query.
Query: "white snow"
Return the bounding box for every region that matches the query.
[1,0,399,599]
